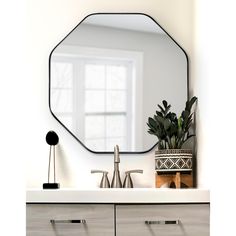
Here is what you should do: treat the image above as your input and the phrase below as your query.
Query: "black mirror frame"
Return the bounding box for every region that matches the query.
[49,12,189,154]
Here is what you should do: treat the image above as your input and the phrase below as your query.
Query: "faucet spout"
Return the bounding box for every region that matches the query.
[114,145,120,163]
[111,145,122,188]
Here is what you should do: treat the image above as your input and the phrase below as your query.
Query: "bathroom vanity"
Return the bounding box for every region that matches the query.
[26,189,210,236]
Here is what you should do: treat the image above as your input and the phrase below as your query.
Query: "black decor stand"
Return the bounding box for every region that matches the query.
[43,183,60,189]
[43,131,60,190]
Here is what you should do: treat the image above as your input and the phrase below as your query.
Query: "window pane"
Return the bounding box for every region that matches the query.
[106,137,127,150]
[51,62,73,88]
[51,89,72,112]
[85,139,105,151]
[85,115,105,139]
[106,115,126,137]
[85,64,105,89]
[106,65,127,89]
[85,91,105,112]
[106,91,126,112]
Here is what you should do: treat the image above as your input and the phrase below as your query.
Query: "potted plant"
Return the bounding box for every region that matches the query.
[147,96,197,172]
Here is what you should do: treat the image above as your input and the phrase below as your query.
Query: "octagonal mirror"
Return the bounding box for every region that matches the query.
[49,13,188,153]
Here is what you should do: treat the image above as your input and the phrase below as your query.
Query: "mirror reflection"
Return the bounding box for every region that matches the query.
[50,13,188,153]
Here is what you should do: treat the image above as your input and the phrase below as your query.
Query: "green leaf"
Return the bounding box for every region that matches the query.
[155,115,165,125]
[164,105,171,116]
[170,136,176,148]
[163,100,168,108]
[177,125,183,138]
[170,112,177,120]
[148,117,157,129]
[178,117,182,127]
[163,119,171,130]
[158,104,165,114]
[166,136,172,149]
[156,111,163,117]
[181,110,190,119]
[185,96,197,112]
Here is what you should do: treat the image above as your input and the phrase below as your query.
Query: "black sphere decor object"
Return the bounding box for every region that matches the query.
[46,130,59,146]
[43,131,60,189]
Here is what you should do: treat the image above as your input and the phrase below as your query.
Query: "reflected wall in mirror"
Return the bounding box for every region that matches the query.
[49,13,188,153]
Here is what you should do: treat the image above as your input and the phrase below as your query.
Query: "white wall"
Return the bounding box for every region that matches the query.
[194,0,236,235]
[23,0,194,189]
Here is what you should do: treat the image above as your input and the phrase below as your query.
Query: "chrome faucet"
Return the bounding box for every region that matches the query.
[111,145,122,188]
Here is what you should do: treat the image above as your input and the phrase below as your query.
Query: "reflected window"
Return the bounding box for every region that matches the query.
[51,52,137,151]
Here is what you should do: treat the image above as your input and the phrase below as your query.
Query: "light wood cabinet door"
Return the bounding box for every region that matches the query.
[116,204,209,236]
[26,204,114,236]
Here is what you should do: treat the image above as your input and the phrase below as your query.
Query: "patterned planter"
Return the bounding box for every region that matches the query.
[155,149,192,172]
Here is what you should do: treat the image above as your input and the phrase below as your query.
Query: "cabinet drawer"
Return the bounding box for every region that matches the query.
[116,204,209,236]
[26,204,114,236]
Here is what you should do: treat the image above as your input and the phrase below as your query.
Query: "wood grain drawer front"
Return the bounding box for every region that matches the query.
[116,204,209,236]
[26,204,114,236]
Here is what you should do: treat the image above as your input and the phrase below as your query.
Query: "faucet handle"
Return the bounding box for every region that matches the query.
[125,170,143,174]
[123,169,143,188]
[91,170,110,188]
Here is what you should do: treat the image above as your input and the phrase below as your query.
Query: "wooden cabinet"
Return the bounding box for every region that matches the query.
[116,204,209,236]
[26,203,209,236]
[26,204,114,236]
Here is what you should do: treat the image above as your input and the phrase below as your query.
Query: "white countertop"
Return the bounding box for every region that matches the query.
[26,188,210,203]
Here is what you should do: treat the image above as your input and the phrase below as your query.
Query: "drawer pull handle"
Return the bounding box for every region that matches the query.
[50,219,86,224]
[145,220,179,225]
